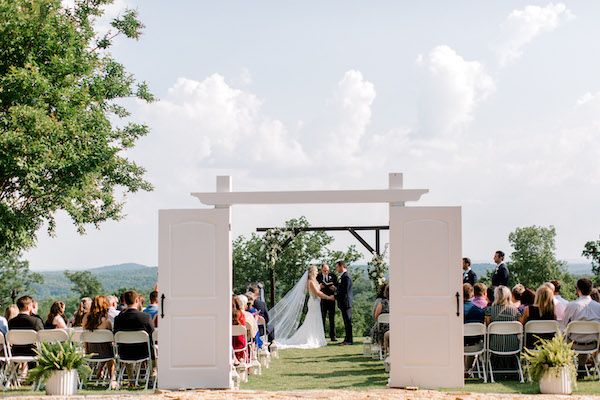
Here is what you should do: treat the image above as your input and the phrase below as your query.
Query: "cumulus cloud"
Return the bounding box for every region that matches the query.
[496,3,574,67]
[415,45,495,137]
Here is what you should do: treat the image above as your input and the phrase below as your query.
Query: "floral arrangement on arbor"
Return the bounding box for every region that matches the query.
[263,228,294,268]
[367,244,389,292]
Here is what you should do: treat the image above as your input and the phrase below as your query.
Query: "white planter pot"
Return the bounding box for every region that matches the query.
[539,366,572,395]
[45,369,78,396]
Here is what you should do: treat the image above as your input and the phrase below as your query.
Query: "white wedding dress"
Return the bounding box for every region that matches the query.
[270,271,327,349]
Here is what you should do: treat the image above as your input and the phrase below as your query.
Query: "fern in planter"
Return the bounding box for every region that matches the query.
[28,340,92,384]
[523,333,577,386]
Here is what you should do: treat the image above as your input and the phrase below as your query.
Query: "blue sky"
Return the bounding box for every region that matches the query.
[26,1,600,269]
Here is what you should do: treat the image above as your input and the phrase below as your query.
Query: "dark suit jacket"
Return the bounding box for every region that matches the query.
[113,308,155,360]
[8,313,44,356]
[463,269,477,286]
[253,299,270,325]
[335,271,353,310]
[491,263,509,287]
[316,272,337,296]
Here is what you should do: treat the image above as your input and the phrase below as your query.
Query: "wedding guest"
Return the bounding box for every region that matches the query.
[591,288,600,303]
[511,284,525,310]
[44,301,67,329]
[107,295,120,324]
[236,294,258,340]
[113,291,155,363]
[72,297,92,327]
[83,296,116,386]
[232,296,247,361]
[491,251,509,288]
[520,288,535,313]
[9,296,44,356]
[550,280,568,321]
[463,284,484,323]
[5,304,18,321]
[370,284,389,347]
[521,285,556,348]
[248,283,274,343]
[472,283,488,309]
[245,292,264,348]
[31,299,44,325]
[485,286,521,352]
[462,257,477,285]
[0,309,8,335]
[143,291,159,320]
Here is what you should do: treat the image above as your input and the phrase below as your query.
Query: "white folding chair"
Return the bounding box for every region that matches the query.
[486,321,524,383]
[256,316,270,369]
[232,325,249,383]
[151,329,158,389]
[376,313,390,360]
[81,329,116,389]
[524,320,559,350]
[38,329,69,344]
[0,331,9,388]
[245,320,261,376]
[5,330,39,388]
[464,323,487,382]
[565,321,600,380]
[114,331,152,389]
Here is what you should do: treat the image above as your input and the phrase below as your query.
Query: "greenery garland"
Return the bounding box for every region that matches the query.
[367,250,388,292]
[263,228,294,268]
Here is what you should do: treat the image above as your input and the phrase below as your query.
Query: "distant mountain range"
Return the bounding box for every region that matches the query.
[471,263,593,278]
[32,263,157,300]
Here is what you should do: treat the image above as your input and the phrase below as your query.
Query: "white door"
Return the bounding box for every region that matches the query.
[388,206,463,389]
[158,208,231,389]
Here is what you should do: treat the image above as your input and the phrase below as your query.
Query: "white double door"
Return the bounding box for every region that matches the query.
[157,208,231,389]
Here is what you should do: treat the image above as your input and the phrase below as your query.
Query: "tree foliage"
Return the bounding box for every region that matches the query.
[507,225,570,290]
[582,237,600,285]
[0,252,43,306]
[64,270,103,299]
[0,0,154,254]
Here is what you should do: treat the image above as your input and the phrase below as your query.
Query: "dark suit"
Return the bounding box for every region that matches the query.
[316,272,337,341]
[463,269,477,286]
[491,263,509,287]
[253,298,274,342]
[335,271,353,344]
[8,313,44,356]
[113,308,155,360]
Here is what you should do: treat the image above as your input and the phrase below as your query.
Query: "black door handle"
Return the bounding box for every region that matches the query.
[455,291,460,317]
[161,294,165,318]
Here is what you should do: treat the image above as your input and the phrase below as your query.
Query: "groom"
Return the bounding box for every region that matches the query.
[334,260,353,345]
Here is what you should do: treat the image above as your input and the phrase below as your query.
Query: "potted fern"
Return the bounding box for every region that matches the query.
[28,340,92,395]
[523,333,576,394]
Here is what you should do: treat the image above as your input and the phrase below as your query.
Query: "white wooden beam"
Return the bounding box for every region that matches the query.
[191,188,428,206]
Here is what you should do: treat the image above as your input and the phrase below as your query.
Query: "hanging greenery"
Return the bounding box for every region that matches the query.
[367,244,389,292]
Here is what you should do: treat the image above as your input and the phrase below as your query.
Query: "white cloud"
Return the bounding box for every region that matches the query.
[497,3,574,67]
[415,45,495,137]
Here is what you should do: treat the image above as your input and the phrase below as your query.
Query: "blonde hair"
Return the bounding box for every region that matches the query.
[534,285,555,318]
[493,286,512,307]
[5,304,18,321]
[308,265,318,279]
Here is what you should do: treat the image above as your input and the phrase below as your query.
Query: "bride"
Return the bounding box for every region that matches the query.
[270,265,334,349]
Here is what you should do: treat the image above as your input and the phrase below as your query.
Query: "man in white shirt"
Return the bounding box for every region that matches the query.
[550,280,569,321]
[561,278,600,346]
[107,295,120,324]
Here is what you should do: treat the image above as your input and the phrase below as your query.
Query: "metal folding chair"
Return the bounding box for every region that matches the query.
[464,322,487,382]
[565,321,600,380]
[486,321,524,383]
[114,331,152,389]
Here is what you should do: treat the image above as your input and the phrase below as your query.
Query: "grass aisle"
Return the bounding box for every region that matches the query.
[242,338,388,391]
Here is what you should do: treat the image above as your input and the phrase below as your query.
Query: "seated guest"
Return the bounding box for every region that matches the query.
[485,286,521,352]
[520,288,536,313]
[107,295,120,324]
[370,284,390,347]
[511,284,525,310]
[72,297,92,327]
[0,309,8,335]
[550,280,568,321]
[247,283,274,343]
[8,296,44,356]
[232,296,247,361]
[113,291,155,361]
[237,294,258,339]
[143,291,159,320]
[521,285,556,348]
[472,283,488,309]
[245,292,264,348]
[562,278,600,350]
[464,284,484,323]
[5,304,18,321]
[44,301,67,329]
[31,300,44,325]
[83,296,116,385]
[591,288,600,303]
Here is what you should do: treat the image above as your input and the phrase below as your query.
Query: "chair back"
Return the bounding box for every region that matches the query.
[488,321,523,335]
[524,320,560,335]
[565,320,600,337]
[464,322,486,337]
[7,330,38,346]
[378,313,390,324]
[152,329,158,344]
[114,330,149,345]
[38,329,69,343]
[245,321,255,340]
[81,329,114,344]
[0,331,8,357]
[232,325,246,336]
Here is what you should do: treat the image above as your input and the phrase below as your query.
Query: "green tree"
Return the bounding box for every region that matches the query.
[0,252,43,306]
[582,237,600,285]
[0,0,154,254]
[507,225,570,289]
[64,270,103,299]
